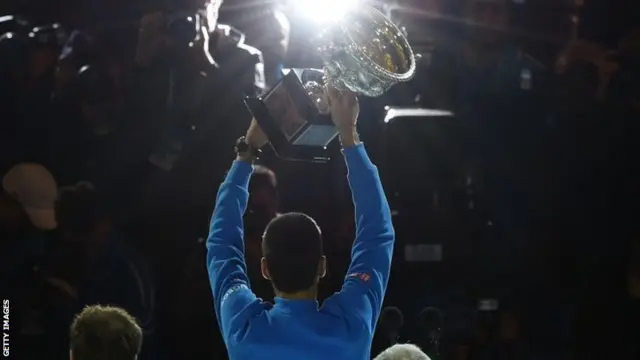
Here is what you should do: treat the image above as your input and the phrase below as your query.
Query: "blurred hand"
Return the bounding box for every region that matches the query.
[327,86,359,132]
[245,118,269,148]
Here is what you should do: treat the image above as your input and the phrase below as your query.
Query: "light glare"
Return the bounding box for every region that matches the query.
[292,0,359,23]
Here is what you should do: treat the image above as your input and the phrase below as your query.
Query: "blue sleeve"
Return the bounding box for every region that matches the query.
[333,143,395,332]
[207,160,258,340]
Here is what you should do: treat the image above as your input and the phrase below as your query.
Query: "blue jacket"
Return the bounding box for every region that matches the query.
[207,143,395,360]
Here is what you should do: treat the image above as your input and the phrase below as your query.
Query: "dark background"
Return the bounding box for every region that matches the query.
[1,0,639,359]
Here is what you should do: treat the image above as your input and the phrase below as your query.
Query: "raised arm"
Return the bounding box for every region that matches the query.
[207,123,268,340]
[207,159,255,333]
[326,89,395,332]
[339,141,395,329]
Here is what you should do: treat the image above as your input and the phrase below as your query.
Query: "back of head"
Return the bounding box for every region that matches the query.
[380,306,404,330]
[70,305,142,360]
[374,344,431,360]
[262,212,323,293]
[418,307,443,332]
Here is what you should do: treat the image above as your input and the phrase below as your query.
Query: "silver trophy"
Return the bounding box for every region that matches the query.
[244,5,416,161]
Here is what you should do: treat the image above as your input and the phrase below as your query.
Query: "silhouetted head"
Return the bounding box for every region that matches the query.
[248,165,278,220]
[69,305,142,360]
[260,212,326,296]
[374,344,431,360]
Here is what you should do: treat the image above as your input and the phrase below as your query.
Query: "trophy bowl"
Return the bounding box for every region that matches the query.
[315,6,416,97]
[244,5,416,161]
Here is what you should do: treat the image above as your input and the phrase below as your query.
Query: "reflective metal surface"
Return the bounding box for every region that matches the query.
[304,5,415,107]
[304,80,331,114]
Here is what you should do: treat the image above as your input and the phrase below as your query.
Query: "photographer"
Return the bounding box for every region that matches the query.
[137,0,265,171]
[48,0,265,219]
[133,0,266,273]
[48,29,126,189]
[133,0,265,208]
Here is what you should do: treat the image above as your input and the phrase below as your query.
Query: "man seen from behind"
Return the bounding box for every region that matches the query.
[69,305,142,360]
[207,87,395,359]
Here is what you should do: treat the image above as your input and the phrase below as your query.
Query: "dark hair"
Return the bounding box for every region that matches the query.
[262,212,323,293]
[70,305,142,360]
[55,182,104,235]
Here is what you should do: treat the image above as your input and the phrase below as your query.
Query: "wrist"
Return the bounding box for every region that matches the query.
[234,136,261,161]
[338,127,360,148]
[235,152,256,162]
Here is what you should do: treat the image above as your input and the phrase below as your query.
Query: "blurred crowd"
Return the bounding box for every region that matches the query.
[0,0,639,359]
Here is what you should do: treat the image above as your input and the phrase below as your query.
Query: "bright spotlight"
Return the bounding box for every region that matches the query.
[291,0,360,23]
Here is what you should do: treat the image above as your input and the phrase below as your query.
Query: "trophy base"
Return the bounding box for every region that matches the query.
[244,69,339,162]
